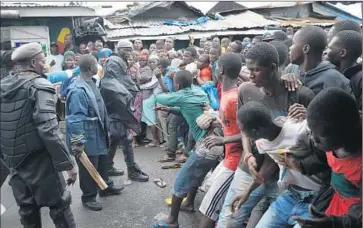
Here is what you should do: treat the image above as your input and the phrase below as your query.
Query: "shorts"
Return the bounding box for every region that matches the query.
[173,151,218,198]
[173,140,222,197]
[199,161,235,221]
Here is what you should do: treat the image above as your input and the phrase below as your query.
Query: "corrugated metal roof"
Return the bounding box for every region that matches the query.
[108,1,203,22]
[1,2,92,9]
[105,10,279,39]
[273,17,339,28]
[108,29,281,41]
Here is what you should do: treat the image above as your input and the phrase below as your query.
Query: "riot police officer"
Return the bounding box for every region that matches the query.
[0,42,77,228]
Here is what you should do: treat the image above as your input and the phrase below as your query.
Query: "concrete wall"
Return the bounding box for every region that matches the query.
[1,17,73,44]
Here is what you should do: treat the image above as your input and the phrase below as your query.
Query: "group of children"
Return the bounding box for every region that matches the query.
[150,20,362,228]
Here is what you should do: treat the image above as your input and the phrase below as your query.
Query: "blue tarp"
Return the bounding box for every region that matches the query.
[163,16,209,26]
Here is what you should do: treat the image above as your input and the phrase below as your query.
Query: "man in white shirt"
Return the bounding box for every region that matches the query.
[46,43,64,72]
[183,47,198,78]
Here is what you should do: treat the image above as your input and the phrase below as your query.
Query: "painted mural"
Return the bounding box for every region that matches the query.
[57,27,72,54]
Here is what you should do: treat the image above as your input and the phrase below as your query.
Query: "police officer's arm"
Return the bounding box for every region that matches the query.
[66,89,88,148]
[32,78,74,172]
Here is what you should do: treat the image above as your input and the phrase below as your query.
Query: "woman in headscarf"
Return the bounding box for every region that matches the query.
[97,48,112,80]
[139,52,161,148]
[62,51,76,70]
[98,48,112,66]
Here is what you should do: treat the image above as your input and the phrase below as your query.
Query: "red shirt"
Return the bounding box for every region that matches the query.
[325,151,361,216]
[219,88,242,171]
[199,66,212,82]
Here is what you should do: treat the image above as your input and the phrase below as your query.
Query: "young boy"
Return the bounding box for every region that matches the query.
[198,53,243,228]
[294,88,362,227]
[196,54,212,85]
[152,70,223,228]
[231,101,318,214]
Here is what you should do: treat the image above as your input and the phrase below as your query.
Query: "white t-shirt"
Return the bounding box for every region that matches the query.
[255,117,321,191]
[185,62,198,77]
[46,54,64,72]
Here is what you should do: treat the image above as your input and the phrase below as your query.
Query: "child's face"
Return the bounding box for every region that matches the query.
[149,59,158,70]
[209,49,219,63]
[99,55,108,65]
[75,55,81,66]
[149,44,156,53]
[65,56,75,69]
[308,122,341,152]
[127,57,134,66]
[197,55,208,69]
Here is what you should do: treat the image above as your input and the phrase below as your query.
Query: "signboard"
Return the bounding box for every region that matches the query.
[14,42,47,53]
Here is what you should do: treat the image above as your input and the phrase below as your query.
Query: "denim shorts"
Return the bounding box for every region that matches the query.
[173,151,218,198]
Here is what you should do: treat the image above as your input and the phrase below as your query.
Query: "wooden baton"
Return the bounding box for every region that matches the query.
[79,151,108,190]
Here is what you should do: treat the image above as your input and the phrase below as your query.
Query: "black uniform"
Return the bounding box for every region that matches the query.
[0,71,76,228]
[101,55,148,182]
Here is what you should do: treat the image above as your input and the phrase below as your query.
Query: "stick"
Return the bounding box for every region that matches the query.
[78,151,108,190]
[134,107,169,136]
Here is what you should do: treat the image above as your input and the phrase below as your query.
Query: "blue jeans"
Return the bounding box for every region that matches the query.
[255,186,317,228]
[217,168,278,228]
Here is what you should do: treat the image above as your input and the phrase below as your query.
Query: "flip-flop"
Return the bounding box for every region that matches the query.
[161,164,181,169]
[159,156,175,163]
[154,178,167,188]
[145,142,160,148]
[152,219,179,228]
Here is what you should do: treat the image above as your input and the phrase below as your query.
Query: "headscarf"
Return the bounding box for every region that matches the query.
[98,48,112,60]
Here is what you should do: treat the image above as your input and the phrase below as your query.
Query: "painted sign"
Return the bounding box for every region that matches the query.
[56,27,71,54]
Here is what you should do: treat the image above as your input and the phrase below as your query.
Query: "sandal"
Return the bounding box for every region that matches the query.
[161,163,181,169]
[159,156,175,163]
[145,142,160,148]
[154,178,167,188]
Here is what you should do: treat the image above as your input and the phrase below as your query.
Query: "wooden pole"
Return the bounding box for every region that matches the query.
[78,151,108,190]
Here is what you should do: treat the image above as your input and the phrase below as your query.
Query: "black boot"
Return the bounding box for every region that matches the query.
[99,185,124,197]
[49,206,77,228]
[82,201,102,211]
[19,207,41,228]
[128,164,149,182]
[108,166,124,176]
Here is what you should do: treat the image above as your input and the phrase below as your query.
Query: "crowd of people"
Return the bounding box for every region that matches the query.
[0,19,362,228]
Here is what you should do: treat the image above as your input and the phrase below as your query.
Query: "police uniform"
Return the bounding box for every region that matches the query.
[101,40,149,182]
[0,42,76,228]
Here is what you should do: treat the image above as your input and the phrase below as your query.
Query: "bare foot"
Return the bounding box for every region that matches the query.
[180,202,195,213]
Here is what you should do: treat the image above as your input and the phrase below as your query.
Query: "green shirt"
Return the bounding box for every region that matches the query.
[155,86,209,141]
